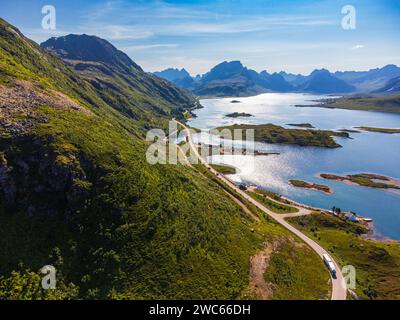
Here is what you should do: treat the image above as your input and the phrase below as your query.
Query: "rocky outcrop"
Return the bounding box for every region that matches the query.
[0,80,90,135]
[0,135,92,218]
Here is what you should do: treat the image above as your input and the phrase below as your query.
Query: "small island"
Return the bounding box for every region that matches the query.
[355,126,400,134]
[339,128,361,133]
[320,173,400,190]
[289,179,332,194]
[287,123,315,128]
[230,100,242,103]
[216,123,350,148]
[225,112,253,118]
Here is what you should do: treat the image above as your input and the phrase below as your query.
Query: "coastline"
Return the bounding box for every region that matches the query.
[260,184,397,243]
[224,172,397,243]
[295,95,400,114]
[190,93,400,243]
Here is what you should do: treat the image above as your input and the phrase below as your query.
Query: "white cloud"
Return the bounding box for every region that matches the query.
[351,44,365,50]
[79,0,335,37]
[80,24,154,40]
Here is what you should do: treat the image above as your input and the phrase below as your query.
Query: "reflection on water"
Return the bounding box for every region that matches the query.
[188,93,400,240]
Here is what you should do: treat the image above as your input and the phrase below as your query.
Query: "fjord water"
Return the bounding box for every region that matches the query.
[188,93,400,240]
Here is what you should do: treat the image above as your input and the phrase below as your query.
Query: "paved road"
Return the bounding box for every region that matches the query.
[279,209,312,219]
[175,119,347,300]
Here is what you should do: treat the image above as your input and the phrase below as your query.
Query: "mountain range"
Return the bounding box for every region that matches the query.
[154,61,400,97]
[334,64,400,92]
[193,61,290,97]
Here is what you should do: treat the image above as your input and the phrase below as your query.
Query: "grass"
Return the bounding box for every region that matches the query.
[216,123,350,148]
[263,238,329,300]
[287,213,400,299]
[289,179,332,194]
[182,109,194,119]
[210,164,237,174]
[0,19,262,299]
[1,105,264,299]
[349,176,399,189]
[192,165,330,300]
[247,189,299,214]
[189,126,202,133]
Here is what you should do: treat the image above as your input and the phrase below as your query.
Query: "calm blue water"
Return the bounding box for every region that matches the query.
[188,93,400,240]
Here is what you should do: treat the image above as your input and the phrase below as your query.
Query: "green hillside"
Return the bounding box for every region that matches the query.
[0,19,329,300]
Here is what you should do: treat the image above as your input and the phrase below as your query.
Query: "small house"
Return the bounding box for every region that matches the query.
[344,212,359,223]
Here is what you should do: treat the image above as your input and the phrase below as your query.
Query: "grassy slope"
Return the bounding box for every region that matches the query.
[192,165,330,300]
[216,124,349,148]
[0,18,196,134]
[0,19,330,299]
[0,18,255,299]
[247,190,299,214]
[64,59,198,127]
[263,238,329,300]
[287,213,400,299]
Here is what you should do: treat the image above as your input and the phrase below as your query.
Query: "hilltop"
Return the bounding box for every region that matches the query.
[296,69,355,94]
[40,34,197,122]
[152,68,195,90]
[41,34,143,72]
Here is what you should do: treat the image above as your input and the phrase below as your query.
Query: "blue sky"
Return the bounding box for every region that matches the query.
[1,0,400,75]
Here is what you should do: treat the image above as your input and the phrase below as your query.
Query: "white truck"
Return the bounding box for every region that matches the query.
[323,253,337,278]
